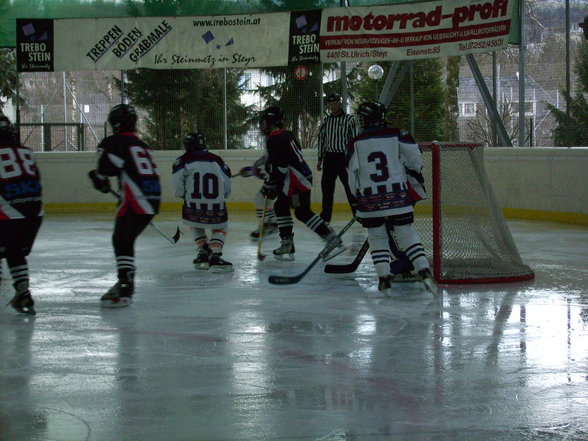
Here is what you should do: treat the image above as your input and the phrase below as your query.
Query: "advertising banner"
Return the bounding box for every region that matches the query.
[320,0,514,63]
[16,19,54,72]
[288,9,322,65]
[17,13,290,72]
[16,1,515,72]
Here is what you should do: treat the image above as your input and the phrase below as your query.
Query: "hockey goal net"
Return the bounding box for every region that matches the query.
[413,142,534,284]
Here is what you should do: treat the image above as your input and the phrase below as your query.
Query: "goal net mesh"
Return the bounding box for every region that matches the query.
[413,142,534,284]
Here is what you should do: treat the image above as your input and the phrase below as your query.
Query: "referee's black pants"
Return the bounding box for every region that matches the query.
[320,152,356,223]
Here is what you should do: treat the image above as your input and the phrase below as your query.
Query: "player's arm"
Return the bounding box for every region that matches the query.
[220,161,232,198]
[398,131,423,175]
[171,157,186,198]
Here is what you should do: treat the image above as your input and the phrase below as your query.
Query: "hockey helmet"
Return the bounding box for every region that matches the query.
[183,132,207,152]
[357,101,386,128]
[259,106,284,128]
[108,103,137,132]
[0,115,17,144]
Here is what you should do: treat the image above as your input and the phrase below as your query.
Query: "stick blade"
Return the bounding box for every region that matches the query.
[172,227,183,243]
[268,275,300,285]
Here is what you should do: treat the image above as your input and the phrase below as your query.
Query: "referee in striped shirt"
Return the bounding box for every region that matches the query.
[317,93,359,224]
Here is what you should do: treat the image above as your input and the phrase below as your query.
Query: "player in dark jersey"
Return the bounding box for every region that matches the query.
[0,115,43,315]
[88,104,161,307]
[259,106,346,261]
[172,132,233,272]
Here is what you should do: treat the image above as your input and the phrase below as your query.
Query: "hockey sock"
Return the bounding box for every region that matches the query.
[7,258,29,292]
[276,215,294,238]
[300,213,331,238]
[393,224,429,272]
[387,229,414,273]
[116,255,135,284]
[191,227,208,249]
[367,226,393,277]
[210,229,227,254]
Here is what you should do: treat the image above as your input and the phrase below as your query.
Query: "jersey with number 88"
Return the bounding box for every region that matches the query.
[0,147,37,179]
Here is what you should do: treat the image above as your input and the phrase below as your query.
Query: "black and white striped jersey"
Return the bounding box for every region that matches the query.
[347,127,423,219]
[172,150,232,228]
[317,113,359,161]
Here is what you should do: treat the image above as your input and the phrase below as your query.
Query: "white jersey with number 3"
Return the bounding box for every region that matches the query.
[347,127,423,219]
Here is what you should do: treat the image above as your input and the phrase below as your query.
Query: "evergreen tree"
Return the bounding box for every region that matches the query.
[121,0,254,149]
[254,0,337,149]
[349,59,446,142]
[547,41,588,147]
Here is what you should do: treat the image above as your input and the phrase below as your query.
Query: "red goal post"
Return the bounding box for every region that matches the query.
[414,142,534,284]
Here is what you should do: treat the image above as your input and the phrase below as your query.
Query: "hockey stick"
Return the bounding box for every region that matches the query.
[257,195,268,261]
[324,238,369,274]
[268,217,357,285]
[109,190,181,244]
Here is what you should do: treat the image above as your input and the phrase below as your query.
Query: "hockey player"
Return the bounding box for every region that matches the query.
[172,132,233,272]
[259,106,346,261]
[88,104,161,307]
[0,115,43,315]
[347,102,438,295]
[239,154,278,239]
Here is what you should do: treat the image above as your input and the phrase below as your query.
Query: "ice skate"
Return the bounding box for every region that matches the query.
[390,271,419,283]
[250,221,278,239]
[273,236,295,261]
[209,253,234,273]
[321,234,347,262]
[7,289,36,315]
[418,269,439,295]
[377,276,393,297]
[193,244,212,270]
[101,282,133,308]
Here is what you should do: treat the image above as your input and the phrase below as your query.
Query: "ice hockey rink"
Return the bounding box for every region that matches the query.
[1,212,587,441]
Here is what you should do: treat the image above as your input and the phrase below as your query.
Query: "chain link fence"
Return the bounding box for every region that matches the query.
[12,43,583,152]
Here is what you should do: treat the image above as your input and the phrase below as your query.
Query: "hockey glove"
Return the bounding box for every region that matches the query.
[261,181,278,199]
[88,170,111,193]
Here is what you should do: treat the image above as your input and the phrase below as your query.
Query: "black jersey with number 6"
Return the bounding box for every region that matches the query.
[96,132,160,216]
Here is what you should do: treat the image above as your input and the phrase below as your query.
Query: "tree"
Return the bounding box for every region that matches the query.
[466,98,519,146]
[547,41,588,147]
[121,0,255,149]
[349,59,446,142]
[0,49,19,110]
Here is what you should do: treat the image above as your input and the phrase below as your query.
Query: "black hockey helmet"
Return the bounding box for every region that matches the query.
[259,106,284,127]
[326,93,342,102]
[357,101,386,128]
[108,103,137,132]
[0,115,17,144]
[183,132,207,152]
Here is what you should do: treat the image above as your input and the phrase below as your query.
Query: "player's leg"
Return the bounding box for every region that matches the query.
[292,191,346,261]
[389,214,438,294]
[362,219,395,295]
[191,227,211,270]
[319,153,338,224]
[4,217,42,315]
[273,194,295,261]
[208,228,233,273]
[336,156,357,216]
[251,189,277,239]
[102,213,153,307]
[386,227,417,282]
